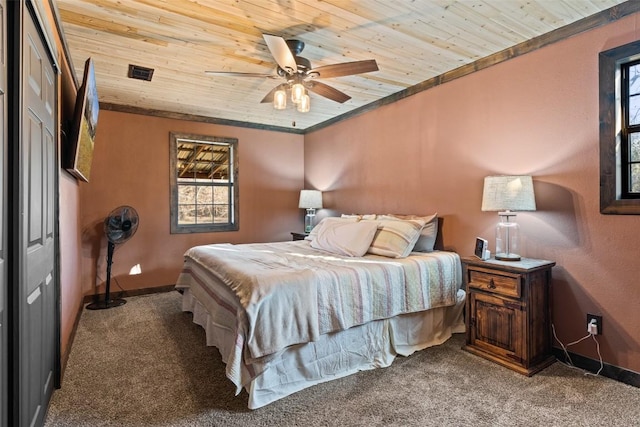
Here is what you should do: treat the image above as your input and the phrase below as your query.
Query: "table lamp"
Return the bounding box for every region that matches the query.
[481,175,536,261]
[298,190,323,233]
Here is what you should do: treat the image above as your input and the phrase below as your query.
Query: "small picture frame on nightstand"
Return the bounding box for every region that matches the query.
[474,237,490,260]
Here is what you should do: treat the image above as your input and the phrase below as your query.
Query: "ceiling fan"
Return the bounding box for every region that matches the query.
[206,34,378,106]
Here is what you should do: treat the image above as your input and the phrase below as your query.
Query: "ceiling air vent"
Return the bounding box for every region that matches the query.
[128,64,154,81]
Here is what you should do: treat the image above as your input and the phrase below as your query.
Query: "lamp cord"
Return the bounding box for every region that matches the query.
[552,323,604,376]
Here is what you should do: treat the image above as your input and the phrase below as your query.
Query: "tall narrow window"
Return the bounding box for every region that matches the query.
[621,60,640,198]
[170,132,238,233]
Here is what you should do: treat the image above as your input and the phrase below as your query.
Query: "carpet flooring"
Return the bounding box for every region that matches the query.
[45,291,640,426]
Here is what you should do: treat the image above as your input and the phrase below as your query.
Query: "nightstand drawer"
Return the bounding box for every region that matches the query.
[468,268,521,298]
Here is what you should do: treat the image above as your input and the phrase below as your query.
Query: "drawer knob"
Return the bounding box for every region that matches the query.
[488,278,496,289]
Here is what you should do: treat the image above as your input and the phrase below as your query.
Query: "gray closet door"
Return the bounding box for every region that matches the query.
[18,6,56,426]
[0,0,6,425]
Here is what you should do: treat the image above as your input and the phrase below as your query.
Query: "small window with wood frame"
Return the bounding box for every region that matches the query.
[170,132,238,233]
[600,40,640,214]
[621,60,640,198]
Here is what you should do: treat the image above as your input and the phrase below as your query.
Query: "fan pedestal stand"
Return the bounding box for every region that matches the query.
[86,241,127,310]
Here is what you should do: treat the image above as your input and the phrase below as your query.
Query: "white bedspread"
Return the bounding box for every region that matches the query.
[177,240,462,360]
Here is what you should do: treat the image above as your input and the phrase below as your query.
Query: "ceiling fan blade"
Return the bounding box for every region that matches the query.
[304,81,351,103]
[307,59,378,79]
[205,71,278,78]
[263,34,298,74]
[260,84,288,103]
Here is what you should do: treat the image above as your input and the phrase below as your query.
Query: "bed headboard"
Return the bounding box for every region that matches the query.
[434,217,445,251]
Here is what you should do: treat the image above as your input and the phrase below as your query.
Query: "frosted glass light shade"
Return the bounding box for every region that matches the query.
[291,83,305,104]
[273,89,287,110]
[481,175,536,261]
[297,94,310,112]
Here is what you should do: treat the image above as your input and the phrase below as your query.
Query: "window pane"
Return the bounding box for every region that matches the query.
[177,140,232,181]
[629,94,640,125]
[177,142,197,181]
[178,205,196,224]
[631,164,640,193]
[631,133,640,162]
[195,205,214,224]
[211,163,229,181]
[214,205,229,223]
[178,185,196,204]
[629,63,640,95]
[196,186,213,204]
[213,186,229,204]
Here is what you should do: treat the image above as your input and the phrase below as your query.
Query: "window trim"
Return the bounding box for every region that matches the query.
[599,40,640,214]
[169,132,239,233]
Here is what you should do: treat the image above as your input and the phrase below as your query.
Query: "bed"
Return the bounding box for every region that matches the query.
[175,215,466,409]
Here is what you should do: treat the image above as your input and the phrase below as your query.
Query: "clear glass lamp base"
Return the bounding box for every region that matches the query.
[495,215,520,261]
[495,252,521,261]
[304,211,315,233]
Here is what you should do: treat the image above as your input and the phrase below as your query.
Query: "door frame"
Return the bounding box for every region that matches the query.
[0,0,7,425]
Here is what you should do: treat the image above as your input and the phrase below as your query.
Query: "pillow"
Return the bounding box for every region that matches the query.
[341,214,377,220]
[363,218,425,258]
[380,213,439,252]
[305,216,359,241]
[341,214,360,219]
[310,220,378,257]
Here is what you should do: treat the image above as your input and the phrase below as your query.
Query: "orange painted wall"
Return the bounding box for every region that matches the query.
[305,15,640,373]
[41,0,85,369]
[79,111,304,295]
[58,172,82,359]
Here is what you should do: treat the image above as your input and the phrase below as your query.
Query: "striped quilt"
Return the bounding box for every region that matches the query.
[176,240,462,359]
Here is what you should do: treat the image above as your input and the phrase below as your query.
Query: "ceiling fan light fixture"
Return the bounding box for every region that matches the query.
[291,83,305,104]
[211,34,378,114]
[273,89,287,110]
[297,93,310,113]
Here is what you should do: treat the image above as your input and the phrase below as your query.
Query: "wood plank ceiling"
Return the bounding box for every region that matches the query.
[55,0,630,132]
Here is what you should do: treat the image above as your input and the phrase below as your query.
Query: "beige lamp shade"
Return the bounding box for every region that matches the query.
[481,175,536,212]
[298,190,323,209]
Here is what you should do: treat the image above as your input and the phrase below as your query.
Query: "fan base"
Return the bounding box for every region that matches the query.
[86,298,127,310]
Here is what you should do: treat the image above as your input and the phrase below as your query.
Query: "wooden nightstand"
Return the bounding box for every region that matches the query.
[462,256,556,376]
[291,232,309,241]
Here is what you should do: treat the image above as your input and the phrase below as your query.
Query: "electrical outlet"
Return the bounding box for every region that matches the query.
[587,314,602,335]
